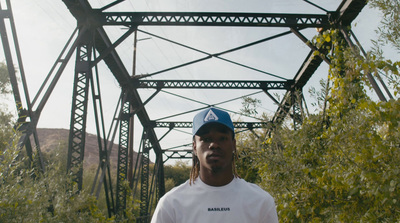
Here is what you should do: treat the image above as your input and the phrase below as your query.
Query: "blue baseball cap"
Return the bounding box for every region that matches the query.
[192,107,234,136]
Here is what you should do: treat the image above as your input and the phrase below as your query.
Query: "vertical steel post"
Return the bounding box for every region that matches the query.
[115,91,131,214]
[128,30,138,189]
[67,27,93,190]
[138,128,151,223]
[291,89,304,130]
[155,152,165,203]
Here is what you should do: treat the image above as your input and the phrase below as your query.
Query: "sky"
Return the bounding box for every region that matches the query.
[0,0,390,164]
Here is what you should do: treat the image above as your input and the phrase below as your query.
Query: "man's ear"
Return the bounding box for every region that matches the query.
[192,138,197,156]
[233,139,237,154]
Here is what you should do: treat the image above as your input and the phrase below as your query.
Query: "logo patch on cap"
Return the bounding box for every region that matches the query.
[204,109,219,122]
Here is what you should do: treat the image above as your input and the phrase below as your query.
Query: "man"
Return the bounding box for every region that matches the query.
[151,107,278,223]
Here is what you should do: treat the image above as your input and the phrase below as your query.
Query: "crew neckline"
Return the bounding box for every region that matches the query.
[195,176,237,189]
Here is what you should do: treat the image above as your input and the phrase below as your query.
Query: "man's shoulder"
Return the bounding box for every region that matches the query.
[162,180,191,198]
[235,178,274,199]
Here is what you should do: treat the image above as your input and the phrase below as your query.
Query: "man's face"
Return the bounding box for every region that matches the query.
[193,123,236,175]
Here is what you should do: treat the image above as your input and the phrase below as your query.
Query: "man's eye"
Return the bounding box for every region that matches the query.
[220,136,228,141]
[203,138,212,142]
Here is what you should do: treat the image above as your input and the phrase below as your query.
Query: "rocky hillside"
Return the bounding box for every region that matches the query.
[36,128,138,169]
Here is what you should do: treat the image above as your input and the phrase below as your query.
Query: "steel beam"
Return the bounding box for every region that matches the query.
[155,153,165,203]
[132,80,291,90]
[154,121,271,161]
[64,1,166,215]
[103,12,331,28]
[270,0,367,126]
[115,93,131,214]
[0,1,44,171]
[56,0,369,220]
[67,27,93,190]
[150,121,270,129]
[163,149,193,161]
[336,0,368,25]
[138,129,152,223]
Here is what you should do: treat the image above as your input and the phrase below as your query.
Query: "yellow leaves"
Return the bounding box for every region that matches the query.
[358,101,369,110]
[264,138,272,144]
[323,34,331,43]
[361,63,370,71]
[255,25,400,222]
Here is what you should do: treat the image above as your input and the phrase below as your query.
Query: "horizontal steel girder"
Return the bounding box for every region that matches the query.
[162,149,193,160]
[132,80,292,90]
[149,121,271,129]
[102,12,332,28]
[159,121,271,161]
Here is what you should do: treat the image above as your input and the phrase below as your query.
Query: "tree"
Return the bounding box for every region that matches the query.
[235,1,400,221]
[369,0,400,53]
[0,61,11,95]
[0,141,115,222]
[0,62,14,151]
[163,160,191,191]
[0,62,122,222]
[368,0,400,96]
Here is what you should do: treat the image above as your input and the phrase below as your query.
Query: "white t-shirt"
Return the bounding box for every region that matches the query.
[151,177,278,223]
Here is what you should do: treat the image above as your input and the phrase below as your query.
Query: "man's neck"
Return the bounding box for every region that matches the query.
[199,170,234,187]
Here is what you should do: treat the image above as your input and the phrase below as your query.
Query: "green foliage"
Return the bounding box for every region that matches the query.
[368,0,400,97]
[0,62,11,95]
[116,180,140,222]
[0,70,118,222]
[0,116,14,152]
[163,161,191,191]
[235,146,261,183]
[235,2,400,221]
[309,79,330,111]
[0,139,113,222]
[0,61,136,222]
[0,62,15,151]
[236,127,266,183]
[369,0,400,52]
[241,96,262,116]
[256,100,400,222]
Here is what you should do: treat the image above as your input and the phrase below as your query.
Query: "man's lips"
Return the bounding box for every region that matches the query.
[207,153,222,159]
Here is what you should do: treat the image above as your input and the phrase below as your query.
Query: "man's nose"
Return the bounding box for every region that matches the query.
[209,140,220,149]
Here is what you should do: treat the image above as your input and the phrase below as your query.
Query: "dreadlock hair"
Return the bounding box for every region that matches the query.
[189,153,200,185]
[189,135,240,185]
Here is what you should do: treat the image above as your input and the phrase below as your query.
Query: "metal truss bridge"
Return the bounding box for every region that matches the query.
[1,0,392,221]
